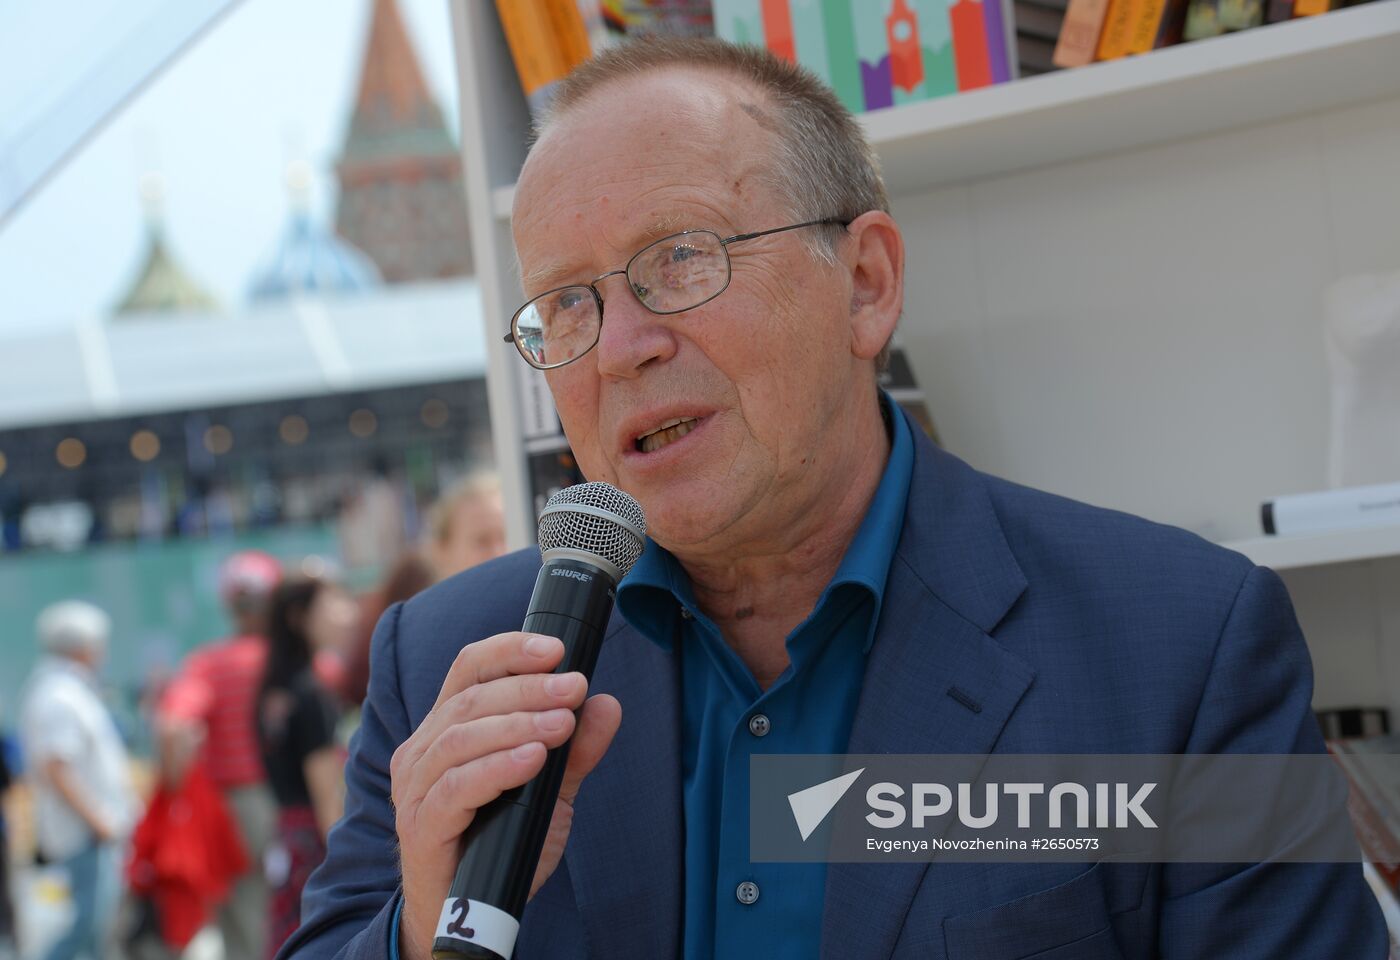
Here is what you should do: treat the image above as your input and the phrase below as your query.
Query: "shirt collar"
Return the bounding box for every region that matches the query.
[618,390,915,653]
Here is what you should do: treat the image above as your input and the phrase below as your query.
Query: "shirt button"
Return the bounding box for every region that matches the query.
[679,606,693,620]
[735,881,760,905]
[748,714,771,737]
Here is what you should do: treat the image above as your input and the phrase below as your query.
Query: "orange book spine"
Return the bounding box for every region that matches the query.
[542,0,594,70]
[1096,0,1143,60]
[1053,0,1112,68]
[1127,0,1169,53]
[1294,0,1332,14]
[495,0,568,98]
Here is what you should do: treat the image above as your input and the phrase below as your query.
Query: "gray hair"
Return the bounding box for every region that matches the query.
[37,600,111,657]
[537,37,889,263]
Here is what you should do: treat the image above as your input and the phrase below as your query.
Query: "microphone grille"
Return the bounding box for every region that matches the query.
[537,482,647,582]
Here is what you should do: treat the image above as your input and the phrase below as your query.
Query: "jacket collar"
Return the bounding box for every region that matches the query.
[821,430,1035,960]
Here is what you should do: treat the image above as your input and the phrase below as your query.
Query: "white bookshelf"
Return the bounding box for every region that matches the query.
[1223,525,1400,571]
[450,2,1400,715]
[484,0,1400,221]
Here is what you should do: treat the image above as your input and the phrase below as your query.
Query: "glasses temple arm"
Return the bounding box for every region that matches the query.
[721,218,852,245]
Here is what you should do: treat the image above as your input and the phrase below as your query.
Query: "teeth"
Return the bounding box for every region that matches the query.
[635,417,692,440]
[637,417,698,454]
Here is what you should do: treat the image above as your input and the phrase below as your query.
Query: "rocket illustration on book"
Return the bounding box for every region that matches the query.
[887,0,926,94]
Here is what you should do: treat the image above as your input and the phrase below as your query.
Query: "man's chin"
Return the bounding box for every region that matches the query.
[632,492,750,556]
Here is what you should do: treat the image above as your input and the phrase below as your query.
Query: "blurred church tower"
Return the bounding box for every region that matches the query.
[334,0,473,283]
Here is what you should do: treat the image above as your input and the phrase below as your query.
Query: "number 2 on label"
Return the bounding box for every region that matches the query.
[446,898,476,939]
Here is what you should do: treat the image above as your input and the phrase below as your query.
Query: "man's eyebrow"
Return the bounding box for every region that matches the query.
[519,212,699,291]
[520,260,578,292]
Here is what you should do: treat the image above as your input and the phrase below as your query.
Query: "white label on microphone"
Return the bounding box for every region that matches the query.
[436,897,520,958]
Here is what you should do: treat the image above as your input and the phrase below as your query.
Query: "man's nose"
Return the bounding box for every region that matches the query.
[593,277,678,379]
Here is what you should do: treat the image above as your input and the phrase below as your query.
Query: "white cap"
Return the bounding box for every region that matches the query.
[36,600,112,657]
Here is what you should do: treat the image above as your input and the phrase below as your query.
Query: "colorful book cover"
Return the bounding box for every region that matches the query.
[1052,0,1111,68]
[715,0,1015,114]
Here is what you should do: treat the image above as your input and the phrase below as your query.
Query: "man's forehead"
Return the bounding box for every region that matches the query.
[551,64,773,137]
[520,66,775,195]
[514,67,781,286]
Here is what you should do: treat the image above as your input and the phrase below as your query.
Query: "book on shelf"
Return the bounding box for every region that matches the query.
[601,0,715,35]
[1127,0,1189,52]
[1018,0,1071,75]
[495,1,717,117]
[494,0,592,116]
[715,0,1018,114]
[1096,0,1187,57]
[1094,0,1139,59]
[1182,0,1264,40]
[1329,735,1400,892]
[1053,0,1111,66]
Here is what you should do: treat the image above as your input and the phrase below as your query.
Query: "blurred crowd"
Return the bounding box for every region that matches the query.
[0,472,507,960]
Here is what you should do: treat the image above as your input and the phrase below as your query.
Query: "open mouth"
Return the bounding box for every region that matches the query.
[635,416,700,454]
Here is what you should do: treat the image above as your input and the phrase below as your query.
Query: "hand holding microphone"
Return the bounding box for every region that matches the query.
[390,483,645,960]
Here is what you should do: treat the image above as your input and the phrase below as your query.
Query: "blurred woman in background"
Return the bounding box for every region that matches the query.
[257,575,354,960]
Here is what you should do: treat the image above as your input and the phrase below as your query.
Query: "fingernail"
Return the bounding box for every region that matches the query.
[512,742,541,761]
[536,709,571,732]
[525,634,556,656]
[544,674,575,697]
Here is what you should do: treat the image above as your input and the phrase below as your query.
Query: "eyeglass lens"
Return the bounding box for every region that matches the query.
[514,231,730,368]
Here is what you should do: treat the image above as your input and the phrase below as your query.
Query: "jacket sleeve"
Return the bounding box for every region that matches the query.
[277,602,412,960]
[1157,564,1388,959]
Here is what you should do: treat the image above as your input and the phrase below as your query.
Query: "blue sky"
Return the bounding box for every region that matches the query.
[0,0,459,332]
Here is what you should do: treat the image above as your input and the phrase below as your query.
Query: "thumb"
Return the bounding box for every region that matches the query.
[558,693,621,805]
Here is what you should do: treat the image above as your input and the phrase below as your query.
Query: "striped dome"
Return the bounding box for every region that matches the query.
[249,211,381,302]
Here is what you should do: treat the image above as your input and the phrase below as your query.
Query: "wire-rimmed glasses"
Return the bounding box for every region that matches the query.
[504,218,849,370]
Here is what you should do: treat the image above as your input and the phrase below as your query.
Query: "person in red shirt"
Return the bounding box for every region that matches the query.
[157,551,282,960]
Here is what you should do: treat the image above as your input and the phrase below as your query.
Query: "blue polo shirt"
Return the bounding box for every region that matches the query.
[616,394,914,959]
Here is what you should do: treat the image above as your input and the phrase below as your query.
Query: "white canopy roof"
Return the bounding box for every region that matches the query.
[0,278,487,429]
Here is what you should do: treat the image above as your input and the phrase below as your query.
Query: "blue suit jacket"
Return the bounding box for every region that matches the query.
[283,429,1387,959]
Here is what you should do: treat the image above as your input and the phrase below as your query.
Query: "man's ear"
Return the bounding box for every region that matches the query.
[843,211,904,361]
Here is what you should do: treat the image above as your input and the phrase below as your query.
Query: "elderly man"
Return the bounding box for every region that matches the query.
[20,601,137,960]
[283,38,1385,960]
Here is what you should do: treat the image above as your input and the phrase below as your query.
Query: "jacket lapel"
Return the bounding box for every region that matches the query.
[564,613,684,960]
[821,434,1037,960]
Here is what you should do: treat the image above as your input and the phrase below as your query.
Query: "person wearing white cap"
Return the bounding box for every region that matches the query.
[19,600,138,960]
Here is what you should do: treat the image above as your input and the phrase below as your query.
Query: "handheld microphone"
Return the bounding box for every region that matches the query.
[431,482,646,960]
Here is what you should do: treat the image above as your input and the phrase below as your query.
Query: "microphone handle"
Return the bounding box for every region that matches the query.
[431,561,615,960]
